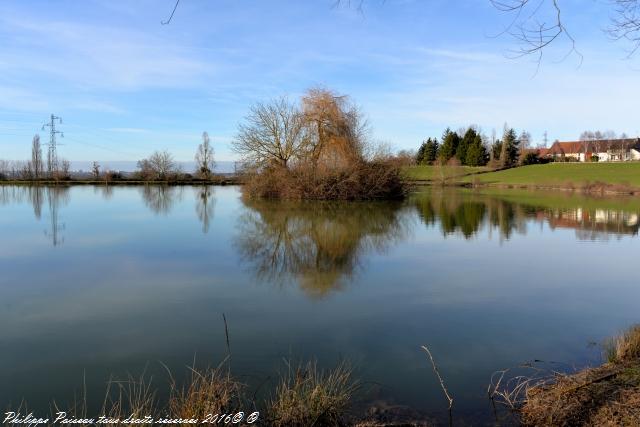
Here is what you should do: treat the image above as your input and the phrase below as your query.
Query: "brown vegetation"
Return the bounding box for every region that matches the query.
[267,360,358,427]
[492,325,640,426]
[234,87,406,200]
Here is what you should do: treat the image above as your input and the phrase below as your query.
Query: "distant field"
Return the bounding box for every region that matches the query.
[461,163,640,187]
[402,165,489,181]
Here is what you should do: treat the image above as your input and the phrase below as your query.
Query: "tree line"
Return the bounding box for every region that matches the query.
[0,132,217,183]
[0,135,72,181]
[415,125,542,168]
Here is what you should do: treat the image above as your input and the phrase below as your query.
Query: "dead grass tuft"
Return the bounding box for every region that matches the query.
[604,324,640,363]
[167,361,245,420]
[267,360,359,426]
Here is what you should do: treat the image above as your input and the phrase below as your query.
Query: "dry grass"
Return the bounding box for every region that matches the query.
[267,360,359,426]
[491,325,640,426]
[166,361,245,421]
[604,324,640,363]
[6,359,362,426]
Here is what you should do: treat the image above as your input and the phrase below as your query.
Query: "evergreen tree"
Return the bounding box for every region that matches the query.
[465,134,489,166]
[438,128,460,163]
[499,127,520,168]
[424,138,439,164]
[415,141,427,164]
[491,140,502,162]
[457,128,477,166]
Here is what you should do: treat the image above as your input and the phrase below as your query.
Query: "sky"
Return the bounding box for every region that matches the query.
[1,0,640,164]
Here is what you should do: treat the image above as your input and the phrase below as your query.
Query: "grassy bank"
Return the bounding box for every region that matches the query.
[402,165,489,181]
[492,325,640,426]
[405,163,640,194]
[463,163,640,189]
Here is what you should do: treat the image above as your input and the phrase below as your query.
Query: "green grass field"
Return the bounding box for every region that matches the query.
[402,165,489,181]
[460,163,640,187]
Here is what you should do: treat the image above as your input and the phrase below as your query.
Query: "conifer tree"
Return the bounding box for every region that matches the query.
[438,128,460,163]
[424,138,439,164]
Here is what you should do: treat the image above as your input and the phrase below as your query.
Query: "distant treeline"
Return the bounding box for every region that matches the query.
[415,126,547,168]
[0,132,222,183]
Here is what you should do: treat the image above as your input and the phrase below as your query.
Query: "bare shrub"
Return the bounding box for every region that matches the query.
[244,160,404,200]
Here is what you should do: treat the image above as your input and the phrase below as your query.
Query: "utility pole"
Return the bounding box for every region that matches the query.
[42,114,64,177]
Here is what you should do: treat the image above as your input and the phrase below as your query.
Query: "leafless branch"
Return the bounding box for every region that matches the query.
[608,0,640,57]
[491,0,583,67]
[421,345,453,411]
[161,0,180,25]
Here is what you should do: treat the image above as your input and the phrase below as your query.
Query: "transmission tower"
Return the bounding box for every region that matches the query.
[42,114,64,176]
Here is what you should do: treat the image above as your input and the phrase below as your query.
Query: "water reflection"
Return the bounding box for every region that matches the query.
[44,187,69,246]
[412,190,640,241]
[234,199,411,298]
[140,185,183,215]
[95,185,114,200]
[0,186,69,246]
[194,186,216,234]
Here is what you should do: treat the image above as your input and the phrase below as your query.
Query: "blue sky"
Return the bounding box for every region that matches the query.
[1,0,639,163]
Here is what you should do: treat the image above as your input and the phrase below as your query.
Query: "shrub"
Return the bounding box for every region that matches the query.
[521,152,541,165]
[243,160,405,200]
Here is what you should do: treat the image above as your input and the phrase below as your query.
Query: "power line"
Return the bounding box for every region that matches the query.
[42,114,63,175]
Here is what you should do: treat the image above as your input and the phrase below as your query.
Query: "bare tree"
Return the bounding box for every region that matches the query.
[302,87,369,169]
[92,161,101,179]
[31,135,44,179]
[518,130,531,163]
[137,150,178,180]
[195,131,215,179]
[232,97,308,169]
[0,159,10,179]
[60,159,71,179]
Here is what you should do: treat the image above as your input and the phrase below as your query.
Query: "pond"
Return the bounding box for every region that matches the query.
[1,185,639,424]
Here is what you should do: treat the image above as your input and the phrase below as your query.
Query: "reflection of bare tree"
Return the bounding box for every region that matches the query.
[235,199,410,298]
[140,185,182,215]
[0,186,26,205]
[28,186,45,219]
[44,187,70,247]
[94,185,114,200]
[194,186,216,234]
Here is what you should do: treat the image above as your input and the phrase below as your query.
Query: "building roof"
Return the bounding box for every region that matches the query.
[546,138,640,156]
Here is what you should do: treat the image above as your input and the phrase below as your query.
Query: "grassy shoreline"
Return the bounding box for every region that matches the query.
[498,325,640,426]
[403,163,640,195]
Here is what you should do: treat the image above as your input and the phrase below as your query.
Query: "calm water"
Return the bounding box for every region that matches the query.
[1,185,640,423]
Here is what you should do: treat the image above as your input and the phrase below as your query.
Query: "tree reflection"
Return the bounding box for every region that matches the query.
[44,187,69,246]
[234,199,410,298]
[94,185,114,200]
[194,186,216,234]
[412,190,640,241]
[140,185,182,215]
